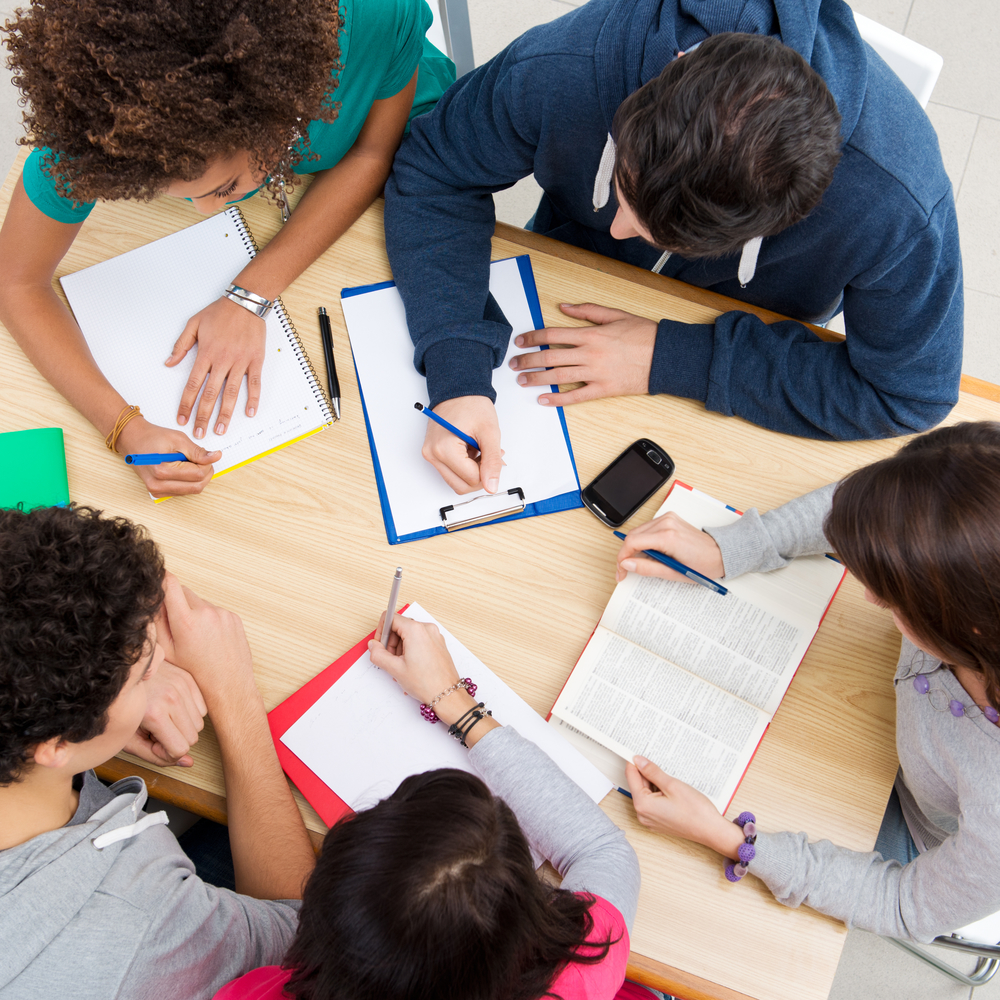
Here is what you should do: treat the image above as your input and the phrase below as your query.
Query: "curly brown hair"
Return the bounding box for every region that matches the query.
[0,505,165,785]
[3,0,342,204]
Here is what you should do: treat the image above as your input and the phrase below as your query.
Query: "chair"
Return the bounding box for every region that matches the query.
[426,0,475,79]
[886,909,1000,987]
[852,11,943,108]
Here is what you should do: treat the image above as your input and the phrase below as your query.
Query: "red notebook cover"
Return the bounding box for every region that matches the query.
[267,605,410,827]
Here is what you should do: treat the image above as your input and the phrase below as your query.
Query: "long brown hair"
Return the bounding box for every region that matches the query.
[283,768,614,1000]
[825,422,1000,708]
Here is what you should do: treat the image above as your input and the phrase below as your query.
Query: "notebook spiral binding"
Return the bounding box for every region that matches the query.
[227,207,335,426]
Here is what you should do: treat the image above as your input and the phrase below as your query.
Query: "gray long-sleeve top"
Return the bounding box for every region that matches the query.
[469,726,640,930]
[704,485,1000,942]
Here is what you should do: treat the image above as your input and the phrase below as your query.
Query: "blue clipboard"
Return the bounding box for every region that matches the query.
[343,255,582,545]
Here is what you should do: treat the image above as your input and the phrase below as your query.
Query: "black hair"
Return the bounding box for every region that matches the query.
[613,32,842,257]
[0,504,164,784]
[283,768,614,1000]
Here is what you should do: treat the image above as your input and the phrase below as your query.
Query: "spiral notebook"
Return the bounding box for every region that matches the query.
[59,208,334,491]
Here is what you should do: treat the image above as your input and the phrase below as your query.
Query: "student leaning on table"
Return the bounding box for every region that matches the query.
[0,0,453,499]
[384,0,961,498]
[614,422,1000,941]
[0,505,316,999]
[213,611,657,1000]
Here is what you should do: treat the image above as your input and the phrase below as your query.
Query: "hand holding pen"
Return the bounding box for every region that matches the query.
[416,395,504,497]
[614,512,727,592]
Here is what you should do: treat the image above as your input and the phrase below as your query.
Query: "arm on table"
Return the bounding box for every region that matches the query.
[159,573,314,899]
[0,178,219,497]
[513,196,962,440]
[614,483,837,583]
[385,47,579,489]
[623,755,998,941]
[169,72,419,440]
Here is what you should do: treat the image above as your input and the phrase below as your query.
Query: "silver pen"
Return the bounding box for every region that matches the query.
[379,567,403,646]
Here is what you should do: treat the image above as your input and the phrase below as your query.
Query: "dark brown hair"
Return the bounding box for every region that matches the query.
[613,32,842,257]
[825,422,1000,709]
[283,769,614,1000]
[0,505,165,785]
[3,0,342,203]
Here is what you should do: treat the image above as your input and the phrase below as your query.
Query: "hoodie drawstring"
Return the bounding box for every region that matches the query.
[92,810,169,850]
[593,133,616,212]
[738,236,763,287]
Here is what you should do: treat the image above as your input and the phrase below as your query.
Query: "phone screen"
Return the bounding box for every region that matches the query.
[590,448,668,520]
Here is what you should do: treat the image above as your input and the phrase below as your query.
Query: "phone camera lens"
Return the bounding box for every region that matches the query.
[647,450,662,465]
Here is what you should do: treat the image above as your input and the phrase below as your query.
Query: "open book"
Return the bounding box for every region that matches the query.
[550,483,846,811]
[60,208,334,495]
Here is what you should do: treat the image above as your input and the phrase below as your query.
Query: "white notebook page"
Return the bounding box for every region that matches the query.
[59,209,331,477]
[280,603,612,816]
[341,257,580,539]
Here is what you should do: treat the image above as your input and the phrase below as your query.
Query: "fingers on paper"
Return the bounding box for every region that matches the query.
[166,317,199,368]
[423,434,483,494]
[477,421,503,494]
[193,368,228,439]
[246,357,263,417]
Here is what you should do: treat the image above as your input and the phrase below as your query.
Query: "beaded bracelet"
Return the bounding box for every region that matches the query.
[420,678,477,722]
[105,404,142,453]
[447,701,493,747]
[724,811,757,882]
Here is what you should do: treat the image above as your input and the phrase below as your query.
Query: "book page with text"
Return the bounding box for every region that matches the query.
[601,575,804,715]
[551,627,769,811]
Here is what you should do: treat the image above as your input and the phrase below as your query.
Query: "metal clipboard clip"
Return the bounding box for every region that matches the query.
[439,487,526,531]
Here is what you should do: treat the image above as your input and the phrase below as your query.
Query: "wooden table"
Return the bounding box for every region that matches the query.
[3,147,998,1000]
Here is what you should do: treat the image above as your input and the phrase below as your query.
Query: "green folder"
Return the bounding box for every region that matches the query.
[0,428,71,510]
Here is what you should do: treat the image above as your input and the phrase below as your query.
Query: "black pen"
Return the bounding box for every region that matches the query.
[318,306,341,421]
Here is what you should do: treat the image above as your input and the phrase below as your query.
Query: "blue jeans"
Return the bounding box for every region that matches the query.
[874,785,920,864]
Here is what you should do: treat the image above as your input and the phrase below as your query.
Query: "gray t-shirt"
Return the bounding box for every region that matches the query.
[0,772,300,1000]
[705,486,1000,942]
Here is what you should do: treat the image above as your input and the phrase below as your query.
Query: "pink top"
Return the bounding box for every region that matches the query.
[213,896,658,1000]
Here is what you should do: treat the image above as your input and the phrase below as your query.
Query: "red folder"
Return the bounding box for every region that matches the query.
[267,605,410,827]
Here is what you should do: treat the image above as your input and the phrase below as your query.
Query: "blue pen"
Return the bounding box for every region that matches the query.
[124,452,188,466]
[414,402,480,452]
[613,530,728,596]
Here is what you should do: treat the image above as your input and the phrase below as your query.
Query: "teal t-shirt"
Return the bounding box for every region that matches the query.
[23,0,454,223]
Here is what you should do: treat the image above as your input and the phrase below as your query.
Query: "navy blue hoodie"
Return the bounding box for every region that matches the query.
[384,0,962,440]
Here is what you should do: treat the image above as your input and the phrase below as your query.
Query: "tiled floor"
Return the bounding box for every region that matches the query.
[0,2,996,997]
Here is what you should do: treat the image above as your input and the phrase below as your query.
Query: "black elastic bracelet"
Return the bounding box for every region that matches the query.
[448,703,482,735]
[448,702,492,746]
[459,708,493,746]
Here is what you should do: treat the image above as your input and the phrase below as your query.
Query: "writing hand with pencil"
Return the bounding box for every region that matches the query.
[418,395,504,496]
[615,511,725,584]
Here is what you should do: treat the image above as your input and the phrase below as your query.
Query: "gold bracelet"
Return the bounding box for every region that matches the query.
[105,404,141,453]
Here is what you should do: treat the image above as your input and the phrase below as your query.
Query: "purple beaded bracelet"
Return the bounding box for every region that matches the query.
[420,678,478,723]
[724,811,757,882]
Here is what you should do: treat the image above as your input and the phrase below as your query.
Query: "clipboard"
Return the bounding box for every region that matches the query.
[342,256,582,545]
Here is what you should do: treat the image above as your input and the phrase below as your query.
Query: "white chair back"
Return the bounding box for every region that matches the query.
[853,11,942,108]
